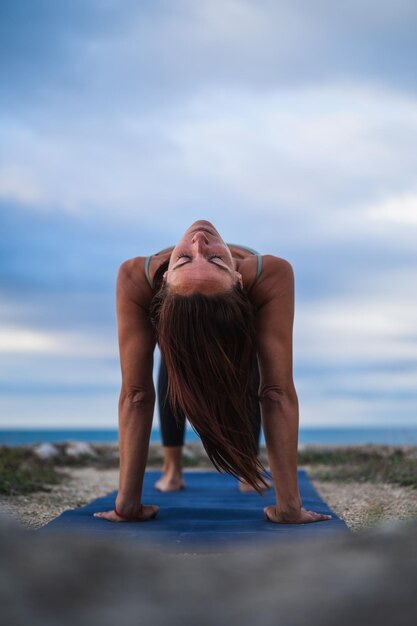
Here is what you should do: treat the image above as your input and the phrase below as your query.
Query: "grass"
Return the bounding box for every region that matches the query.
[298,446,417,489]
[0,446,68,496]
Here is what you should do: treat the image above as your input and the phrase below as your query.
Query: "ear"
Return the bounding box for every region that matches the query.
[235,271,243,288]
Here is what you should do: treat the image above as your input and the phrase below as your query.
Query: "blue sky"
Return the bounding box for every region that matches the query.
[1,0,417,428]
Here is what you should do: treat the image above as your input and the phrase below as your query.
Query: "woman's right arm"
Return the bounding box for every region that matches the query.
[92,257,160,521]
[95,257,159,522]
[115,258,157,517]
[116,259,156,516]
[93,258,160,522]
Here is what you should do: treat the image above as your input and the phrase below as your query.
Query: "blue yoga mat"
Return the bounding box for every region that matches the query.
[37,469,349,552]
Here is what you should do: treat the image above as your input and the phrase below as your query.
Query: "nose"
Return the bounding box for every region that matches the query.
[191,230,209,246]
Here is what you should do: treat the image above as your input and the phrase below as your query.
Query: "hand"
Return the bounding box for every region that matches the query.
[264,505,332,524]
[93,504,160,523]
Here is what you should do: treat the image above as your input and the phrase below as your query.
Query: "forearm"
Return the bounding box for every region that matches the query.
[260,391,302,513]
[117,394,154,505]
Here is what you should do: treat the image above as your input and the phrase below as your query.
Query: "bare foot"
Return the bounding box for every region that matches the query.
[238,477,274,493]
[154,473,185,492]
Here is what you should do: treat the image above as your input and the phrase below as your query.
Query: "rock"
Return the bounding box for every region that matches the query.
[33,443,59,460]
[65,441,97,458]
[0,507,416,626]
[182,446,198,461]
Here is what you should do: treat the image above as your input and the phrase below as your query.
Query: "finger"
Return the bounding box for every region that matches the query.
[307,512,332,522]
[145,505,160,520]
[94,510,121,521]
[93,511,116,522]
[306,509,331,517]
[311,511,332,519]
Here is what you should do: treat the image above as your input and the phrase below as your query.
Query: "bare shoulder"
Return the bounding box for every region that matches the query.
[249,254,294,309]
[253,255,296,394]
[116,256,153,308]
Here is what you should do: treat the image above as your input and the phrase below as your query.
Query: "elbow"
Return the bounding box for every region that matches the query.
[120,385,156,408]
[259,384,298,411]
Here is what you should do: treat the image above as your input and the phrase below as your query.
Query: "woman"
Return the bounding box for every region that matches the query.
[94,220,332,525]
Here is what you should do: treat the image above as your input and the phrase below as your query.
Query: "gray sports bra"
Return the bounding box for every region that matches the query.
[144,243,262,289]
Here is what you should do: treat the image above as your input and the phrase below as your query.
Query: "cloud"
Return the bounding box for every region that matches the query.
[2,0,417,115]
[0,165,42,205]
[366,192,417,226]
[296,285,417,365]
[0,324,118,357]
[1,83,417,231]
[0,392,120,428]
[1,1,417,427]
[0,326,61,354]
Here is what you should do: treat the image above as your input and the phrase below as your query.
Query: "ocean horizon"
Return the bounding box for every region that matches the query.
[0,426,416,446]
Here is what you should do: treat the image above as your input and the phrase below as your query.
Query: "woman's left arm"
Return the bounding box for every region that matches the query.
[255,256,331,524]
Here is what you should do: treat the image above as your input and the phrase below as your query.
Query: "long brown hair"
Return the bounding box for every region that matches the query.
[149,259,270,494]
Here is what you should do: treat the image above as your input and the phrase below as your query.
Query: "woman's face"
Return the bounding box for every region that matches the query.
[163,220,243,295]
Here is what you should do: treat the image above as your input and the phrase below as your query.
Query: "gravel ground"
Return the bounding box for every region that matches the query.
[1,464,416,532]
[302,464,417,531]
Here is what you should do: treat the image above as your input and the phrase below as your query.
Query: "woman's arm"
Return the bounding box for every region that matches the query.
[255,256,331,523]
[115,258,157,515]
[94,258,159,522]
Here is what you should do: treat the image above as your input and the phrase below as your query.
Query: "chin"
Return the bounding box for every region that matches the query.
[189,219,217,233]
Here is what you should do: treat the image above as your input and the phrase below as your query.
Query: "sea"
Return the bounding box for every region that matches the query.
[0,427,416,446]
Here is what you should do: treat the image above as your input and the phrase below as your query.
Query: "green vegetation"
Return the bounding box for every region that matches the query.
[0,446,68,496]
[298,446,417,489]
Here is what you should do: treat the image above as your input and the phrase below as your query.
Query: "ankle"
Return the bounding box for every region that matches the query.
[162,465,183,477]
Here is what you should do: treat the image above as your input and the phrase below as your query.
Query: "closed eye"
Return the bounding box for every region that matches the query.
[173,255,228,272]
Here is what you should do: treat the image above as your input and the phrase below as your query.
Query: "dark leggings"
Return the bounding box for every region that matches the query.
[157,355,262,454]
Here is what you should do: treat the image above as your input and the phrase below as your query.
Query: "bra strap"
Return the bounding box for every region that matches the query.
[145,255,153,288]
[255,254,263,280]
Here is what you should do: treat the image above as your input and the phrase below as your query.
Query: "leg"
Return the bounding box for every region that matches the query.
[154,354,186,492]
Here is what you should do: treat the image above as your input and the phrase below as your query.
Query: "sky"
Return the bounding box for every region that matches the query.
[1,0,417,429]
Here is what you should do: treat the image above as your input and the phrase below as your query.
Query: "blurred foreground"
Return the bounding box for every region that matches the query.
[0,507,416,626]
